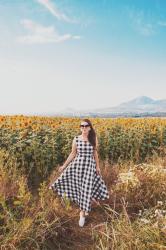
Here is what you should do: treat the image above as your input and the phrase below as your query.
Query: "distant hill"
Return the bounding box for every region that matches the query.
[53,96,166,117]
[92,96,166,113]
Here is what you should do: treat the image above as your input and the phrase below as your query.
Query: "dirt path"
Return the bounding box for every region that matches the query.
[54,201,110,250]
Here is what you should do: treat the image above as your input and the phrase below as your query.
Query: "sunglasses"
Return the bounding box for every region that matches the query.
[80,124,90,128]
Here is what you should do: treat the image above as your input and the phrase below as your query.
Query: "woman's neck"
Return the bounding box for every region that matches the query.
[81,134,88,141]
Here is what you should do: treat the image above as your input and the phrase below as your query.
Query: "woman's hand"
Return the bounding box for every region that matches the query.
[96,167,101,176]
[58,165,66,173]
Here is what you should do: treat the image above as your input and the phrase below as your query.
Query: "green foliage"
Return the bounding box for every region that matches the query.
[0,120,165,191]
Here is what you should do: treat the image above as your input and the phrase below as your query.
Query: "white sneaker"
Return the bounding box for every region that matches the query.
[79,215,85,227]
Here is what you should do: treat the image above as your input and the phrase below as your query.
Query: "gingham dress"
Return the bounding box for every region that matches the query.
[50,135,109,212]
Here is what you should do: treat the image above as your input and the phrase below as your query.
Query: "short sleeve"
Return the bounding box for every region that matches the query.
[72,136,77,145]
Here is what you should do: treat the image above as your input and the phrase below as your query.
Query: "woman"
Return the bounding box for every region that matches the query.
[49,119,109,227]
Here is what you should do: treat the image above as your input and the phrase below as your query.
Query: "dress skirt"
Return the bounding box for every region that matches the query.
[50,135,109,212]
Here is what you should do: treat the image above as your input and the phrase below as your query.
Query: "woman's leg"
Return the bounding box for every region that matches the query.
[80,210,85,217]
[80,209,89,216]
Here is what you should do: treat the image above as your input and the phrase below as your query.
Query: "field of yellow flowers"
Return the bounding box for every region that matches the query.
[0,115,166,249]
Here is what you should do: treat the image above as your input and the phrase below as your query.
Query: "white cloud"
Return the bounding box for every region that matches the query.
[17,19,81,44]
[36,0,74,23]
[137,22,155,36]
[158,21,166,27]
[128,9,155,36]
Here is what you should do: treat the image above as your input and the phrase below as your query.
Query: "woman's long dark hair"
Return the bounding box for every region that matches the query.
[80,118,97,150]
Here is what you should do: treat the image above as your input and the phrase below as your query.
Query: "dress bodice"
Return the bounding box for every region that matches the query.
[75,136,94,158]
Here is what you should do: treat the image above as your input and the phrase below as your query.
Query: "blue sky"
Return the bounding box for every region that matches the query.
[0,0,166,115]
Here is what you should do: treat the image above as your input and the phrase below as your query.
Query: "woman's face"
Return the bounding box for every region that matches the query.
[80,121,91,134]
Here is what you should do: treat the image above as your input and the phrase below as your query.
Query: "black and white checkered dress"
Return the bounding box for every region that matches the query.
[50,135,109,212]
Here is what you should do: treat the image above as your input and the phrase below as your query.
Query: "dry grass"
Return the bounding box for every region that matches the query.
[1,149,166,249]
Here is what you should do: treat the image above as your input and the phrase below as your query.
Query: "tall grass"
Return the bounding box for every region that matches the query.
[0,116,166,249]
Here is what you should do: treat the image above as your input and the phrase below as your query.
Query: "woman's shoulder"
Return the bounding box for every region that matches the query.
[72,135,80,145]
[73,135,79,141]
[75,135,81,139]
[73,135,81,142]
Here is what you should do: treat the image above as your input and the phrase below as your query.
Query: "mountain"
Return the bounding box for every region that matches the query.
[87,96,166,114]
[119,96,155,107]
[54,96,166,117]
[105,96,166,113]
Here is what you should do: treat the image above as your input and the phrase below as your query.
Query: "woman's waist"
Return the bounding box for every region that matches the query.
[76,153,94,158]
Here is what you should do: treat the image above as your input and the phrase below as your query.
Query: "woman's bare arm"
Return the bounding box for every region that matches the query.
[62,137,77,168]
[93,136,100,170]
